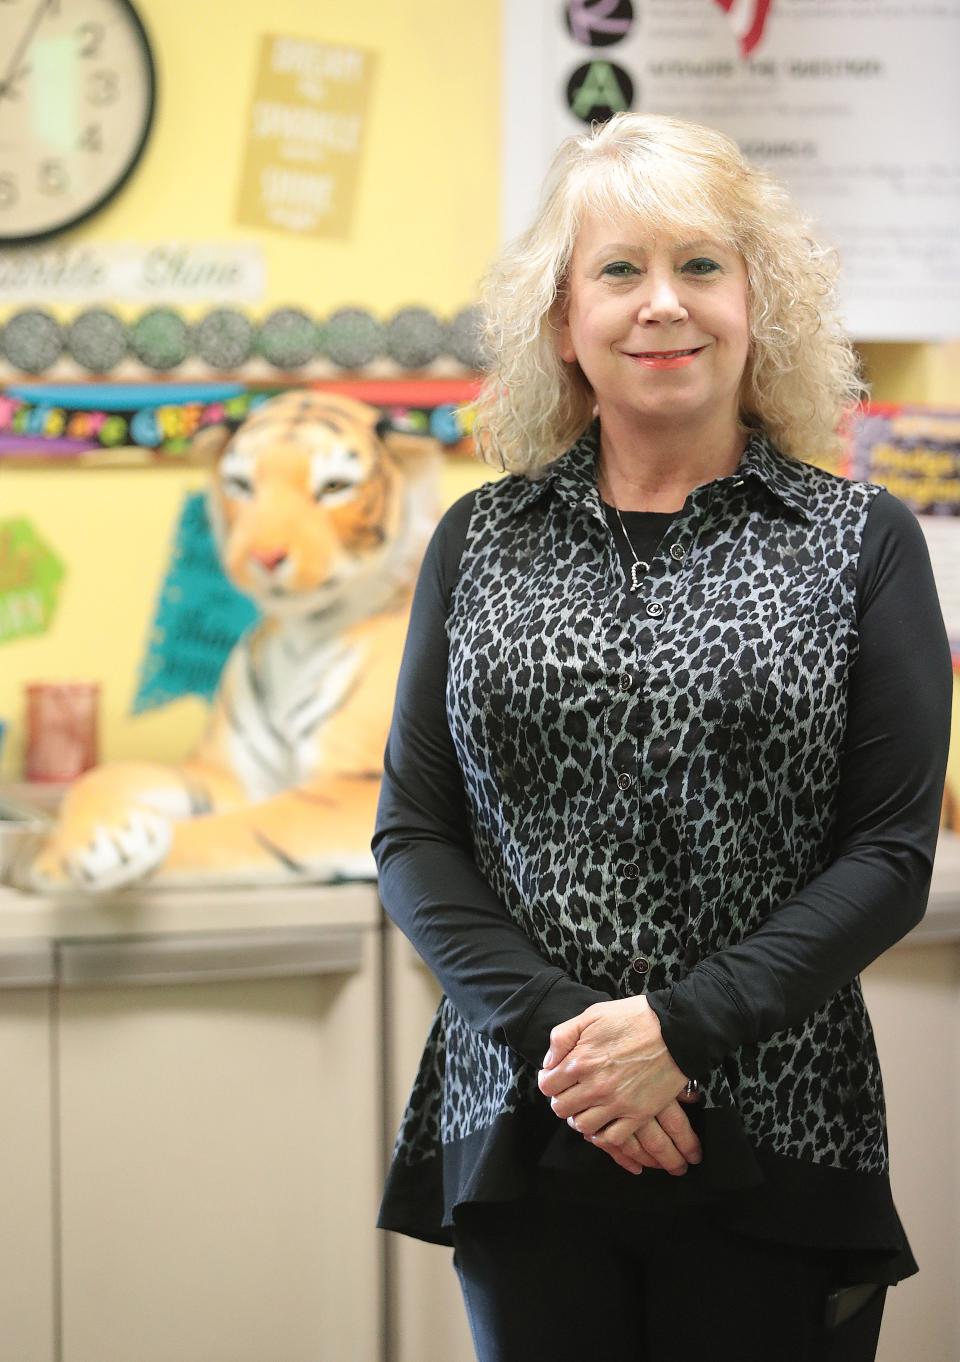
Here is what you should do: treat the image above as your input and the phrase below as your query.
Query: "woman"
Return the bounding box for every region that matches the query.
[372,113,951,1361]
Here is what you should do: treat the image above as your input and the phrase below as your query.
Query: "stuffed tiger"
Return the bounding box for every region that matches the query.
[18,391,442,892]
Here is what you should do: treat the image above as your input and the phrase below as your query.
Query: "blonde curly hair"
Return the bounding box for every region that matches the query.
[472,112,865,476]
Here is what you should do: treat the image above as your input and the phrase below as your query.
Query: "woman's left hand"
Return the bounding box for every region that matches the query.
[536,996,696,1158]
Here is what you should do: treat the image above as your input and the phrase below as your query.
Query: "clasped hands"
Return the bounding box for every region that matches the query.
[536,995,703,1177]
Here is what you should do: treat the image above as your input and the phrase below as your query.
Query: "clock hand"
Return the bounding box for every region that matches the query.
[0,0,55,101]
[0,64,31,100]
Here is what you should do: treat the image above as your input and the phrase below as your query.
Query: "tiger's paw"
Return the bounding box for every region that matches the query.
[23,811,173,895]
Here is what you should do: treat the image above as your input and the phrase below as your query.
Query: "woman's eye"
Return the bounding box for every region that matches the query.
[685,258,721,275]
[601,261,636,277]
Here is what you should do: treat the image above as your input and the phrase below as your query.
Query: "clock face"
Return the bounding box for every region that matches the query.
[0,0,156,244]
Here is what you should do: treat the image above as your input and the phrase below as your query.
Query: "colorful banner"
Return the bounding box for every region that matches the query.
[310,377,481,453]
[0,379,481,464]
[849,404,960,666]
[849,405,960,514]
[0,383,272,462]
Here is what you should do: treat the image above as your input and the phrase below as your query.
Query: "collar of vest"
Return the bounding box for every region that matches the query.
[505,419,816,524]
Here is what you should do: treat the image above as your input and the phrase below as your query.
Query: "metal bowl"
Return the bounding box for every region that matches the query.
[0,794,53,886]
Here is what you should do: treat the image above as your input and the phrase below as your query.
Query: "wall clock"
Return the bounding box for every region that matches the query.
[0,0,157,245]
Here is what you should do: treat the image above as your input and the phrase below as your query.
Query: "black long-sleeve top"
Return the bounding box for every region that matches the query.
[374,479,951,1285]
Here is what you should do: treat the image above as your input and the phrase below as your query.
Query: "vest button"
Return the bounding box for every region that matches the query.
[632,956,651,975]
[619,672,632,691]
[670,543,685,562]
[646,601,664,618]
[616,772,633,791]
[623,862,640,879]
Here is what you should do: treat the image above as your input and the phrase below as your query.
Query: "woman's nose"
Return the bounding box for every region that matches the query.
[636,272,688,323]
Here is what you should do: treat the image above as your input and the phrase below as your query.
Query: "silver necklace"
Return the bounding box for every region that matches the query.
[602,480,650,591]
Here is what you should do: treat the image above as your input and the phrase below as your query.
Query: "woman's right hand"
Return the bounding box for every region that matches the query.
[591,1089,703,1177]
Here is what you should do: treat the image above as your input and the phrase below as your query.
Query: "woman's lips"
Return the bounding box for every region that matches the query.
[625,346,705,369]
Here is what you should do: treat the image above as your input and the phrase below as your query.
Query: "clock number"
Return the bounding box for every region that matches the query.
[78,123,102,152]
[77,23,105,59]
[88,69,118,105]
[0,174,18,208]
[39,159,67,195]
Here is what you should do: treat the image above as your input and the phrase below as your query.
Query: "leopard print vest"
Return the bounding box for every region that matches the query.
[393,421,888,1177]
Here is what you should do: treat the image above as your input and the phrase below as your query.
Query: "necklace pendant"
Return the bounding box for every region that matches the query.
[630,560,650,592]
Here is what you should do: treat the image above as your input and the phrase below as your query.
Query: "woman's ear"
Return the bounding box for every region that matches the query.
[550,296,576,365]
[556,324,576,365]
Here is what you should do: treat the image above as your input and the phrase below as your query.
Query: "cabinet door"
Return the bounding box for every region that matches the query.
[383,924,475,1362]
[0,975,56,1362]
[57,928,382,1362]
[861,947,960,1362]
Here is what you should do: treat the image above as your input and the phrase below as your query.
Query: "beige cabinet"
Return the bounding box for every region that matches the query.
[383,833,960,1362]
[861,833,960,1362]
[0,951,57,1362]
[383,925,475,1362]
[4,833,960,1362]
[862,946,959,1362]
[0,884,383,1362]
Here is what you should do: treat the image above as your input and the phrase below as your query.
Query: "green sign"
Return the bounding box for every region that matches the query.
[0,519,65,644]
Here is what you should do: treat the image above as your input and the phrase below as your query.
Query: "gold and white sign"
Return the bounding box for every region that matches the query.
[236,34,376,240]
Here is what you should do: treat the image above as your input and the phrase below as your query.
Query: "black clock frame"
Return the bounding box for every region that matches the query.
[0,0,158,247]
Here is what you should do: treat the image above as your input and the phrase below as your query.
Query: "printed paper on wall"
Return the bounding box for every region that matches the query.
[503,0,960,340]
[236,34,377,239]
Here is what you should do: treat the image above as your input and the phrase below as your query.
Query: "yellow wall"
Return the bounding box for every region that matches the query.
[858,342,960,408]
[1,0,502,323]
[0,456,486,778]
[0,0,501,777]
[1,0,958,782]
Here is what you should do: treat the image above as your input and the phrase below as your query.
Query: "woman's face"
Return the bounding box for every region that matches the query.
[556,206,750,431]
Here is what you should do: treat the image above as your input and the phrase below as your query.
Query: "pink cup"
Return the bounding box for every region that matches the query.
[24,682,100,782]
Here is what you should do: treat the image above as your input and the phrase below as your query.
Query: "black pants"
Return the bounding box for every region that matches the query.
[451,1192,887,1362]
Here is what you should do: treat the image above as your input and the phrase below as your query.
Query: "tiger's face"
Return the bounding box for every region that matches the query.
[202,391,439,617]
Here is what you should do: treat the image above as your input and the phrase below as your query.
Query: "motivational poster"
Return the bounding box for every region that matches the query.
[850,404,960,665]
[236,34,377,239]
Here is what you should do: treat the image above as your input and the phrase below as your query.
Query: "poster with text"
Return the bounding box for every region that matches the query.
[236,34,376,239]
[503,0,960,340]
[850,404,960,666]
